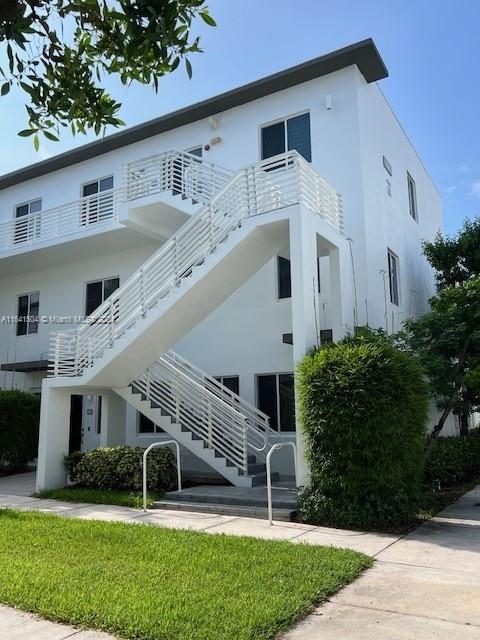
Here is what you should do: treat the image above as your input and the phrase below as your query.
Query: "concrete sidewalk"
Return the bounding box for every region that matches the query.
[283,485,480,639]
[1,472,480,639]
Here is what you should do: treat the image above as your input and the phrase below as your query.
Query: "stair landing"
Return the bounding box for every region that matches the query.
[152,483,297,521]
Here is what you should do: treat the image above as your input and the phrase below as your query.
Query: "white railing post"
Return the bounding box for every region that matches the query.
[140,268,146,317]
[266,442,298,526]
[142,440,182,512]
[53,334,61,377]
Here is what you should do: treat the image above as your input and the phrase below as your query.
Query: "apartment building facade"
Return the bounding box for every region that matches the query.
[0,40,444,490]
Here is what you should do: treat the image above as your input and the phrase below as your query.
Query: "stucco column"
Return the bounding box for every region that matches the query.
[36,382,71,492]
[329,244,353,341]
[99,390,126,448]
[289,207,319,487]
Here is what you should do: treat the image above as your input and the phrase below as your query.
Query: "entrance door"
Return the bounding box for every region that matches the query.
[69,395,83,454]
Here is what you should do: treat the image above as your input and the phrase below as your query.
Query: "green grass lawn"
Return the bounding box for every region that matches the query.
[0,510,371,640]
[38,486,162,508]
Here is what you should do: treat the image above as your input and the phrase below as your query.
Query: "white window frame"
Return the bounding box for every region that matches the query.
[13,198,42,243]
[84,276,120,316]
[16,291,40,337]
[259,110,311,161]
[407,172,418,221]
[387,249,400,306]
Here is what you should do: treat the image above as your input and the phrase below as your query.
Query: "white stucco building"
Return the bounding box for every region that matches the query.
[0,40,445,494]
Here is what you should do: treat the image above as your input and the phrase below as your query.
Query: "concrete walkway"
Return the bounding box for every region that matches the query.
[1,473,479,639]
[283,485,480,639]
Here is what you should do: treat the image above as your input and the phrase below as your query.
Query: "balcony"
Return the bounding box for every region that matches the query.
[0,151,233,274]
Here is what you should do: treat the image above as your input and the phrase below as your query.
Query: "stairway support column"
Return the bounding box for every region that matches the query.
[329,245,353,341]
[100,391,126,448]
[36,381,71,492]
[289,206,319,488]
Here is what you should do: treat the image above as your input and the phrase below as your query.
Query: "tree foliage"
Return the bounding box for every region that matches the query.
[403,277,480,438]
[423,217,480,290]
[403,218,480,437]
[0,0,215,147]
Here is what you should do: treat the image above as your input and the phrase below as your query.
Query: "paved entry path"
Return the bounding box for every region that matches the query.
[0,473,479,639]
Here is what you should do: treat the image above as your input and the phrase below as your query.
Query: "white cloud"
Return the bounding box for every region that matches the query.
[471,182,480,198]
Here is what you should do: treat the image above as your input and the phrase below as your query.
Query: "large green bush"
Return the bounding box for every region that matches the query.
[70,446,177,492]
[425,429,480,488]
[0,390,40,470]
[298,334,429,530]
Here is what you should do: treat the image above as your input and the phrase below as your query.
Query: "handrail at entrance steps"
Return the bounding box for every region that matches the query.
[266,442,297,526]
[142,440,182,512]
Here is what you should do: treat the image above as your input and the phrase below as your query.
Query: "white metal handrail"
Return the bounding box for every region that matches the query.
[266,442,298,525]
[142,440,181,512]
[49,151,343,378]
[132,353,274,473]
[162,351,273,446]
[124,149,233,204]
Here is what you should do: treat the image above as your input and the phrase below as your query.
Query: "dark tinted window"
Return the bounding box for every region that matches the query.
[287,113,311,162]
[257,375,278,429]
[279,374,295,432]
[261,121,285,160]
[104,277,120,300]
[277,256,291,299]
[85,281,103,316]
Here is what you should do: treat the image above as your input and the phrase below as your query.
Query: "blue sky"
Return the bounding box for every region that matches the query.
[0,0,478,234]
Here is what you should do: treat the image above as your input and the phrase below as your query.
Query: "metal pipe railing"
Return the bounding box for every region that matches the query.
[142,440,182,512]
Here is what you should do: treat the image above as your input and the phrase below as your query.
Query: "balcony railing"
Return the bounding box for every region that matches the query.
[0,151,232,257]
[0,188,122,254]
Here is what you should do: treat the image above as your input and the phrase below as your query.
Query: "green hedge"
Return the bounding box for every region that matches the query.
[0,390,40,470]
[425,429,480,488]
[67,446,177,492]
[298,334,428,530]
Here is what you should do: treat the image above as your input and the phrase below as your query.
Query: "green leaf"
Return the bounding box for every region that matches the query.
[18,129,36,137]
[43,131,59,142]
[199,11,216,27]
[1,83,10,96]
[33,134,40,151]
[185,58,192,79]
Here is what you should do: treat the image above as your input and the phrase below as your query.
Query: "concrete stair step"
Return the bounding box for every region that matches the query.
[163,486,295,510]
[151,500,296,521]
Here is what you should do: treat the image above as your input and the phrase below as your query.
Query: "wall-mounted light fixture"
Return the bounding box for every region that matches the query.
[325,94,333,111]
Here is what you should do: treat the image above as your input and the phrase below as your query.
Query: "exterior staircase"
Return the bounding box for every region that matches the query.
[44,149,343,489]
[114,350,278,487]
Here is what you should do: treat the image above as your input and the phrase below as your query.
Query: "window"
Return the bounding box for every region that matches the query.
[14,198,42,244]
[214,376,239,395]
[277,255,321,299]
[388,250,400,306]
[320,329,333,344]
[261,113,311,162]
[138,412,164,434]
[257,373,295,432]
[85,277,119,316]
[407,172,418,221]
[277,256,292,299]
[16,291,39,336]
[81,176,114,225]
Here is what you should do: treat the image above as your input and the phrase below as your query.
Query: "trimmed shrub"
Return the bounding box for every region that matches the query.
[71,446,177,492]
[425,429,480,488]
[298,334,428,530]
[0,390,40,470]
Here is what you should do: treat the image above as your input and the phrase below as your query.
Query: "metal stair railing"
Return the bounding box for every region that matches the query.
[131,355,270,474]
[49,151,343,378]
